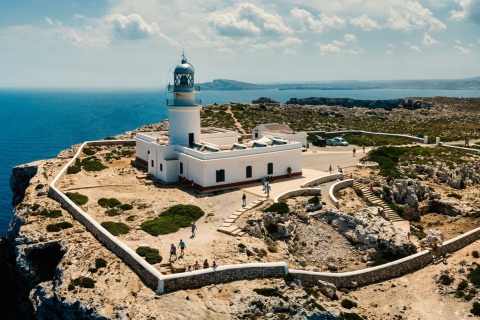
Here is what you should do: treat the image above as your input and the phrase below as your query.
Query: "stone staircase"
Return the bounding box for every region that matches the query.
[350,178,404,223]
[217,197,268,237]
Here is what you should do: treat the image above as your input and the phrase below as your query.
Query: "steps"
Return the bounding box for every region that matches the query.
[352,180,405,223]
[217,197,267,237]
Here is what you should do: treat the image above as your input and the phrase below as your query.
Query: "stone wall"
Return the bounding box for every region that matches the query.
[440,144,480,155]
[329,179,354,208]
[307,130,424,143]
[274,188,322,203]
[300,173,344,188]
[290,250,433,288]
[160,262,288,293]
[443,226,480,253]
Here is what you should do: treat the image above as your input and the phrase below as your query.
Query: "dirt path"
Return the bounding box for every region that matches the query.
[225,105,247,135]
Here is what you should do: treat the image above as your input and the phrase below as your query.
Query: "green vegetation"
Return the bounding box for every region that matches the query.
[265,238,278,252]
[439,274,453,285]
[126,215,136,221]
[472,302,480,316]
[140,204,204,236]
[458,280,469,290]
[119,203,133,211]
[35,184,45,190]
[136,246,163,264]
[32,209,62,218]
[282,273,296,283]
[467,264,480,287]
[101,221,130,236]
[98,198,121,208]
[410,222,427,240]
[306,298,325,311]
[95,258,107,269]
[341,313,364,320]
[264,202,289,214]
[81,157,108,171]
[106,209,119,216]
[46,221,73,232]
[71,277,95,289]
[341,299,358,309]
[65,192,88,206]
[473,251,480,258]
[83,147,96,156]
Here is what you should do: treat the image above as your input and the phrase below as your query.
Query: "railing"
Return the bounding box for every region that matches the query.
[167,84,201,92]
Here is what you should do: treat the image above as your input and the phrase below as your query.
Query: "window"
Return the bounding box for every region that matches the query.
[151,160,154,167]
[147,150,150,154]
[246,166,252,178]
[216,169,225,182]
[180,162,183,174]
[189,133,194,146]
[254,131,258,138]
[160,163,163,172]
[267,163,273,175]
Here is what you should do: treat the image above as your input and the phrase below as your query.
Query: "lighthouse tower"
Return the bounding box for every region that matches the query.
[167,53,201,147]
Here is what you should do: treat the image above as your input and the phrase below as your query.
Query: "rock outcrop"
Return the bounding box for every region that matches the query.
[285,97,432,111]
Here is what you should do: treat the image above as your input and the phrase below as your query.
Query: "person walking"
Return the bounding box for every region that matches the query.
[329,164,332,174]
[212,261,218,270]
[178,239,186,256]
[242,193,246,207]
[193,260,200,270]
[353,147,356,157]
[169,244,177,261]
[265,183,271,198]
[191,222,197,238]
[362,145,365,153]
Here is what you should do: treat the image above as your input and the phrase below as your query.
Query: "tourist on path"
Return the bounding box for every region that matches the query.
[353,147,356,157]
[169,244,177,261]
[265,183,271,198]
[185,265,192,272]
[203,259,209,269]
[362,145,365,153]
[369,182,374,192]
[329,165,332,174]
[191,222,197,238]
[242,193,246,207]
[193,260,200,270]
[178,239,186,256]
[212,261,218,270]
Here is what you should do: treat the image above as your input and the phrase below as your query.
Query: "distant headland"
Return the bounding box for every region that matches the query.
[198,77,480,91]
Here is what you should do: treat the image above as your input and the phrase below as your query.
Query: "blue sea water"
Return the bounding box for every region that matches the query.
[1,87,479,236]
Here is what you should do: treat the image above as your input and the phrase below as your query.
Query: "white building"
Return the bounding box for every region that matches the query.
[135,54,302,191]
[252,123,308,148]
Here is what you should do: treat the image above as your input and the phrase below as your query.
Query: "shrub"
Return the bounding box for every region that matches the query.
[34,209,62,218]
[283,273,296,283]
[65,192,88,206]
[264,202,289,214]
[341,299,358,309]
[342,313,364,320]
[439,274,453,285]
[101,222,130,236]
[467,264,480,286]
[458,280,469,290]
[136,246,162,264]
[35,184,45,190]
[308,196,320,204]
[46,222,73,232]
[88,268,98,273]
[95,258,107,269]
[472,251,479,258]
[472,302,480,316]
[126,215,136,221]
[81,158,107,171]
[120,203,133,211]
[67,284,75,291]
[106,209,119,216]
[72,277,95,288]
[67,165,81,174]
[83,147,96,156]
[98,198,121,208]
[141,204,204,236]
[238,243,247,250]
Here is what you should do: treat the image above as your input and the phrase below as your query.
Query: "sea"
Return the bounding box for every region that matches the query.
[1,88,480,236]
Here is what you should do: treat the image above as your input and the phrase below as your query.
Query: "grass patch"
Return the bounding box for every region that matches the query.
[32,209,62,218]
[65,192,88,206]
[81,157,108,171]
[264,202,289,214]
[140,204,204,236]
[101,221,130,236]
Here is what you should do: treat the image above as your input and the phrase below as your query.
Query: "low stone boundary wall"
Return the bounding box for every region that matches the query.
[329,179,354,208]
[290,250,433,288]
[300,173,344,188]
[49,140,163,292]
[443,226,480,253]
[274,188,322,203]
[159,262,289,293]
[307,130,425,143]
[440,144,480,155]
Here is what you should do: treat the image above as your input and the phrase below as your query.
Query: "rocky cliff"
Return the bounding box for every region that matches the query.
[285,97,433,110]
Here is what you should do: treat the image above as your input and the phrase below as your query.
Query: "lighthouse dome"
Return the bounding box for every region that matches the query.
[174,56,195,74]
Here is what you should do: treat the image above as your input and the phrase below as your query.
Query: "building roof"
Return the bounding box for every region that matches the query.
[263,123,294,133]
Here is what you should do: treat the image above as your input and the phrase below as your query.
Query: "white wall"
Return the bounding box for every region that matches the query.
[168,105,202,146]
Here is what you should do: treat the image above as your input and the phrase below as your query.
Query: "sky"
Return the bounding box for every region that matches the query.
[0,0,479,88]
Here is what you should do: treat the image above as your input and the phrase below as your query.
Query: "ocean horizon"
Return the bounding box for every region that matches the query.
[1,87,480,236]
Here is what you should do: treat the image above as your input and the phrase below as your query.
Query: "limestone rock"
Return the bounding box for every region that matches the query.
[317,280,337,299]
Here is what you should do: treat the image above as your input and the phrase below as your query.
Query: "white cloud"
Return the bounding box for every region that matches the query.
[291,7,345,33]
[283,48,298,55]
[349,15,380,31]
[209,3,292,38]
[347,47,365,55]
[410,45,423,53]
[450,0,480,25]
[44,17,62,27]
[106,13,160,40]
[317,43,342,55]
[455,40,471,54]
[343,33,357,42]
[332,40,345,46]
[422,32,439,46]
[63,29,109,48]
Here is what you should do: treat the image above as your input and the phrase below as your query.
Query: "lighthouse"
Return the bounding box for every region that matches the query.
[167,53,201,147]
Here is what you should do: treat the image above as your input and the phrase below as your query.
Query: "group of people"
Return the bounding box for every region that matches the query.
[184,259,218,272]
[169,223,198,261]
[261,176,272,197]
